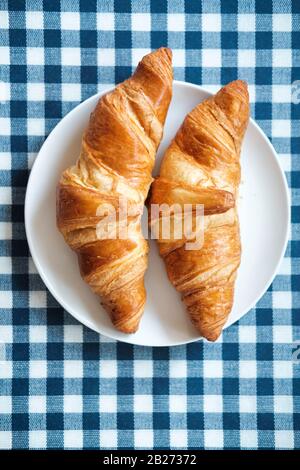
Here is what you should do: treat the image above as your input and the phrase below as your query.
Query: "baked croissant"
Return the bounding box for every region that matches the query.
[149,80,249,341]
[57,48,173,333]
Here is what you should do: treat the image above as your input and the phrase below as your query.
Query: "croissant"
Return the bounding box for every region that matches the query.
[149,80,249,341]
[57,48,173,333]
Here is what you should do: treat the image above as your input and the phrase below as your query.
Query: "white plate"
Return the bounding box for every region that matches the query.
[25,81,289,347]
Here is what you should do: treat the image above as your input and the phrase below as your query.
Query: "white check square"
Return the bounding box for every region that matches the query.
[61,48,81,66]
[170,429,188,449]
[64,360,83,378]
[240,430,258,448]
[0,222,12,240]
[29,396,46,413]
[134,394,152,413]
[273,14,292,32]
[61,12,80,30]
[134,360,153,378]
[273,291,292,308]
[26,12,43,29]
[275,431,294,449]
[274,396,293,413]
[0,118,10,136]
[203,360,223,378]
[239,395,257,413]
[100,360,117,378]
[238,14,255,31]
[272,120,291,138]
[0,47,9,65]
[64,430,83,449]
[238,50,255,67]
[29,360,47,378]
[0,396,11,414]
[278,256,291,274]
[0,361,12,378]
[29,291,47,308]
[0,11,9,29]
[0,256,11,274]
[273,325,292,343]
[239,325,256,343]
[202,14,221,32]
[29,325,47,343]
[202,49,221,68]
[0,325,12,343]
[29,430,46,449]
[169,360,187,378]
[273,85,291,103]
[97,49,115,66]
[99,395,117,413]
[169,395,187,413]
[131,13,151,31]
[204,430,223,448]
[0,153,11,170]
[168,14,185,31]
[27,48,44,66]
[273,361,293,378]
[97,13,115,31]
[27,119,45,136]
[204,395,223,413]
[172,49,185,67]
[100,430,117,448]
[0,291,12,308]
[0,431,12,449]
[64,324,83,343]
[273,49,292,67]
[273,291,292,309]
[0,187,11,204]
[27,83,45,101]
[64,395,83,413]
[240,361,257,378]
[61,84,81,102]
[134,430,153,448]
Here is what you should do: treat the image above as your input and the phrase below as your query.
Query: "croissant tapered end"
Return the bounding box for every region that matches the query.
[136,47,172,79]
[141,46,172,65]
[102,277,147,334]
[131,47,173,124]
[214,80,249,137]
[185,283,236,342]
[216,80,249,105]
[221,79,248,94]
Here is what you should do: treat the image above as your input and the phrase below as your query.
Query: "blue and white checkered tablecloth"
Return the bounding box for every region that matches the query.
[0,0,299,450]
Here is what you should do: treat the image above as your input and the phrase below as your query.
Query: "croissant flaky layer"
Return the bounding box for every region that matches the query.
[57,48,173,333]
[149,80,249,341]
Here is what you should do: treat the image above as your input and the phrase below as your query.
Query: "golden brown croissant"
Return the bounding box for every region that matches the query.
[57,48,173,333]
[149,80,249,341]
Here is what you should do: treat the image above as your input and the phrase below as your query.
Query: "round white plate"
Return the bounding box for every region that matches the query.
[25,81,289,347]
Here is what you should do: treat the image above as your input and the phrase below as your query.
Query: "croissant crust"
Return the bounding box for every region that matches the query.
[149,80,249,341]
[57,48,173,333]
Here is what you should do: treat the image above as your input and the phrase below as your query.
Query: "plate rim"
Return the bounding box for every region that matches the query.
[24,80,290,347]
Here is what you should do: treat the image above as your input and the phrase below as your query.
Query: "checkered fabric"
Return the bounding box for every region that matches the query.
[0,0,299,450]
